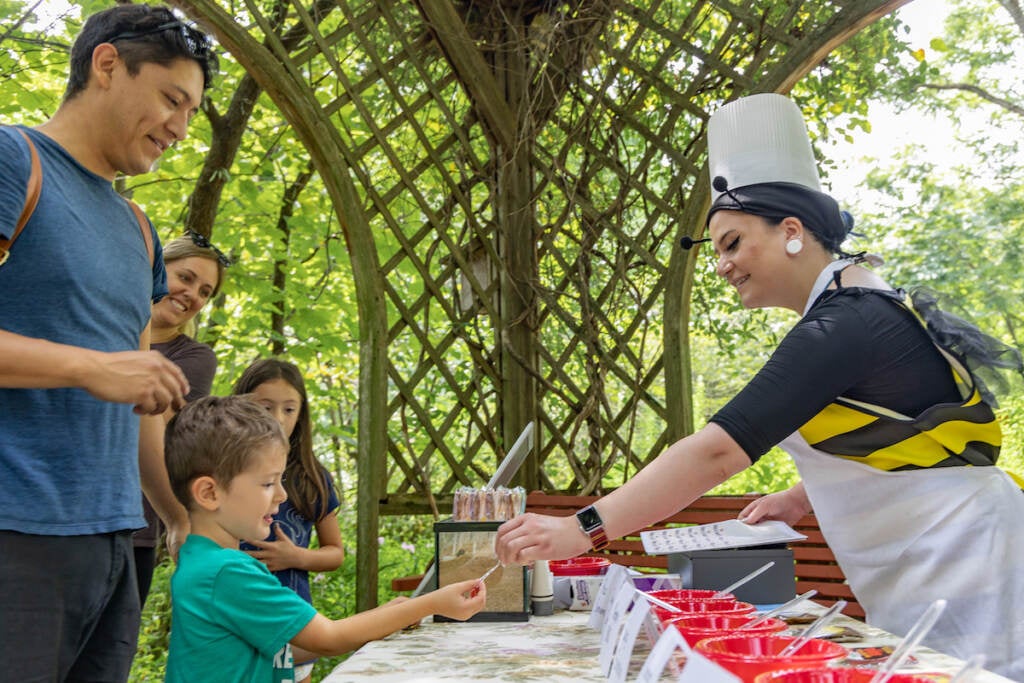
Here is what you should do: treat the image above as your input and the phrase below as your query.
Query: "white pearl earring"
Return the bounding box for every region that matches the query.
[785,239,803,255]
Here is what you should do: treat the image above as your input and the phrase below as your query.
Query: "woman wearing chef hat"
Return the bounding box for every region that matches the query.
[496,93,1024,678]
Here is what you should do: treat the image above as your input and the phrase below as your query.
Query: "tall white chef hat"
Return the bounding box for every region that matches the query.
[708,93,820,201]
[704,93,854,254]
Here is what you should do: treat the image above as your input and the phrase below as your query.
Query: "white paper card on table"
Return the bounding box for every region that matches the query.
[641,519,806,554]
[676,650,742,683]
[636,624,691,683]
[607,598,652,683]
[640,602,662,648]
[598,582,638,675]
[589,562,629,630]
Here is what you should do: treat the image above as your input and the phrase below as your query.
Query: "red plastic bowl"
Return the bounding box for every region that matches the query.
[648,588,736,602]
[754,668,950,683]
[666,614,787,647]
[695,635,848,681]
[549,557,611,576]
[653,600,756,624]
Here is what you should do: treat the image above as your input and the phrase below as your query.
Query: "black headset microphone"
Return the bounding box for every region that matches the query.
[680,175,744,250]
[679,235,711,250]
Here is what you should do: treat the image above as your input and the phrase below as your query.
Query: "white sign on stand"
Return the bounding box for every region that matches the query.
[677,651,741,683]
[639,599,662,650]
[636,625,690,683]
[598,581,638,675]
[607,598,652,683]
[588,563,629,631]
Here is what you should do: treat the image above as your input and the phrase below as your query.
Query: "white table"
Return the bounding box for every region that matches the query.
[322,608,1016,682]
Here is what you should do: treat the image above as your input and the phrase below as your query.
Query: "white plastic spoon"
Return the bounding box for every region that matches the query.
[778,600,847,656]
[636,589,682,613]
[478,560,502,582]
[712,561,776,599]
[739,590,818,630]
[868,599,947,683]
[948,654,986,683]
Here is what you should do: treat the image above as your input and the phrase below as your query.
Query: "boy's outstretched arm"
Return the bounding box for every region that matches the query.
[291,578,487,657]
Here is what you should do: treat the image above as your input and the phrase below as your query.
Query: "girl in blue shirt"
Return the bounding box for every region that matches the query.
[234,358,344,682]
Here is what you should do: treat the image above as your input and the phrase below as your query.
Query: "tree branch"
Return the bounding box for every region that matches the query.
[0,0,44,49]
[997,0,1024,39]
[917,82,1024,117]
[179,0,338,238]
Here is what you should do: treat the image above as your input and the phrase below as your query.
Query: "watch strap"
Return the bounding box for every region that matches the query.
[575,505,610,552]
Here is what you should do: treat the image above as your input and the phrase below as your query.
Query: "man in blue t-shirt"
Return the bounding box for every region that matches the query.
[0,4,218,679]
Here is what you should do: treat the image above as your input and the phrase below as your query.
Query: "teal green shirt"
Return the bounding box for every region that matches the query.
[166,535,317,683]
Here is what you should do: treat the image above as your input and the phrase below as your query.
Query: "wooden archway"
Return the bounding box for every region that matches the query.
[175,0,909,609]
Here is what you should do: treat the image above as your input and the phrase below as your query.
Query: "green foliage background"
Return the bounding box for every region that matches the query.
[1,0,1022,680]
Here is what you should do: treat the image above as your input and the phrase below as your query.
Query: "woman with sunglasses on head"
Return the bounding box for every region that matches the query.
[133,231,228,606]
[496,94,1024,679]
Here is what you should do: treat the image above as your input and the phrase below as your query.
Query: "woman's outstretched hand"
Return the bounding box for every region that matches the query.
[495,512,591,566]
[738,482,812,527]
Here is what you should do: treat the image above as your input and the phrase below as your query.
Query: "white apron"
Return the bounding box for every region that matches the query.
[779,262,1024,680]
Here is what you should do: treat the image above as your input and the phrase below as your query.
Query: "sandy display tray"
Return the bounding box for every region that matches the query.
[433,520,529,622]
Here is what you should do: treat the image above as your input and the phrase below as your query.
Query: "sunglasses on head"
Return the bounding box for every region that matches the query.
[184,230,232,267]
[107,19,211,61]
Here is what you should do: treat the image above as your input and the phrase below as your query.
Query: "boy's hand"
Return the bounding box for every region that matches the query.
[434,579,487,621]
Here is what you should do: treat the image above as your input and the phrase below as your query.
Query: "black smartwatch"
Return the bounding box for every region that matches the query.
[575,505,609,551]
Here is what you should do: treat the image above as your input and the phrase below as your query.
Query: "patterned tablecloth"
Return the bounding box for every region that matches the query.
[322,608,1016,682]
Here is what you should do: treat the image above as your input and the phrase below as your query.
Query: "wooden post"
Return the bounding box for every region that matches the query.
[175,0,388,612]
[495,12,539,488]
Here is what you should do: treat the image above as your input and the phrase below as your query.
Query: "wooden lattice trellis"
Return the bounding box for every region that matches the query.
[176,0,908,608]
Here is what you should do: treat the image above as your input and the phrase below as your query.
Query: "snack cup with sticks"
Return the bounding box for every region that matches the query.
[753,668,950,683]
[667,614,788,647]
[647,588,736,602]
[695,634,848,681]
[652,599,756,626]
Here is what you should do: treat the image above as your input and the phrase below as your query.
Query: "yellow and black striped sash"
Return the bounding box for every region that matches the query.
[797,294,1004,474]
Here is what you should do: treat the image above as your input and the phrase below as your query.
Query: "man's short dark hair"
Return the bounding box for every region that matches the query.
[165,396,288,508]
[66,3,218,101]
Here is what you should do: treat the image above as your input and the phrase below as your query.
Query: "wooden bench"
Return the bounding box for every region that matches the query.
[391,491,864,619]
[524,492,863,619]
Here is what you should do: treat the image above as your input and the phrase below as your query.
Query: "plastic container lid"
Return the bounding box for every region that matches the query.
[549,557,611,576]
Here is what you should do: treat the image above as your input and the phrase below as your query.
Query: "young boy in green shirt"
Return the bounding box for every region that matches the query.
[164,396,486,682]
